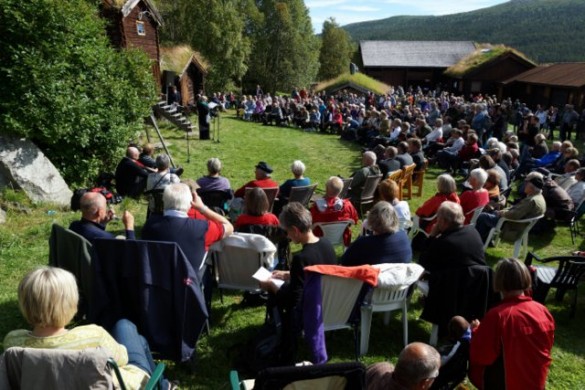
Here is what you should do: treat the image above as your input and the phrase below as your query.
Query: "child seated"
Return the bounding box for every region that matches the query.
[432,316,471,389]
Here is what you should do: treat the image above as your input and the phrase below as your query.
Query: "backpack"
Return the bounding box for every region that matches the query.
[70,187,122,211]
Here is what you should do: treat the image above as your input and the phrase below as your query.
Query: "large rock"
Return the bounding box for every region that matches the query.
[0,135,73,207]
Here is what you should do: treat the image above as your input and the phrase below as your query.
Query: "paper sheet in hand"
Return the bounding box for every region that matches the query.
[252,266,284,288]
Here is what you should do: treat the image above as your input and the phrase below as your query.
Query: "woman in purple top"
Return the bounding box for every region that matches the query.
[196,157,231,193]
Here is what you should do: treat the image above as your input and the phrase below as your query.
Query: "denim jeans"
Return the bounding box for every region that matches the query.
[476,213,500,243]
[111,319,168,388]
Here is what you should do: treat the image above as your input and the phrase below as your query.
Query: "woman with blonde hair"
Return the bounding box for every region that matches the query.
[3,267,171,389]
[377,178,411,230]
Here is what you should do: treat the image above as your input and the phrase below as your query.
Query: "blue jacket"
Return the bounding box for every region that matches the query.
[69,219,135,243]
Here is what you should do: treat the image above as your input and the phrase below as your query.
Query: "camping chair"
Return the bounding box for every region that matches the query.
[288,184,318,208]
[412,159,429,198]
[48,223,94,319]
[568,196,585,244]
[209,233,277,301]
[400,163,417,200]
[482,214,544,258]
[466,205,485,226]
[246,187,279,213]
[339,178,353,199]
[144,188,165,217]
[0,347,165,390]
[386,170,404,200]
[229,362,366,390]
[198,189,233,214]
[408,214,437,240]
[312,220,354,248]
[359,174,382,217]
[525,252,585,318]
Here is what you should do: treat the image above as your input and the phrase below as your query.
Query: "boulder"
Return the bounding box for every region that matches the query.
[0,135,73,207]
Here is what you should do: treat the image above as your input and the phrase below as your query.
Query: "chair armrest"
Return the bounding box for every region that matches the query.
[229,370,241,390]
[144,363,166,390]
[525,251,540,266]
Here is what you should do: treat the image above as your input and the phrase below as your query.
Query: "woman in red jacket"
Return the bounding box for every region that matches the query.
[416,173,460,233]
[235,187,279,228]
[469,258,555,390]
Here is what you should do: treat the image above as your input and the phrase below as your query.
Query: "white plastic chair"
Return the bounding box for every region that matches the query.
[483,214,544,258]
[466,206,485,226]
[312,221,354,248]
[209,233,277,301]
[408,214,437,240]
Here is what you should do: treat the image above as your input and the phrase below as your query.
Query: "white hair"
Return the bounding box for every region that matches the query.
[291,160,306,177]
[163,183,192,212]
[364,151,377,165]
[207,158,222,175]
[470,168,488,189]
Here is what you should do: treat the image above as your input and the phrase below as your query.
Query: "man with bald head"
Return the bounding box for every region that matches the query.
[115,146,150,197]
[366,342,441,390]
[69,192,135,242]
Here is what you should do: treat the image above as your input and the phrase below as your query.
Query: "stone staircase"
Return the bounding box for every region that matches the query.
[153,101,195,132]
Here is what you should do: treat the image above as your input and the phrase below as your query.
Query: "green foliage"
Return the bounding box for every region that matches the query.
[158,0,252,92]
[343,0,585,63]
[245,0,319,94]
[0,0,156,186]
[317,18,353,81]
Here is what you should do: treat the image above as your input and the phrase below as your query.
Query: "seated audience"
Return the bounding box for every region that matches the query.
[115,146,150,197]
[479,155,508,192]
[377,178,411,230]
[196,157,232,194]
[145,154,180,215]
[366,342,441,390]
[378,146,402,177]
[278,160,311,200]
[416,174,460,234]
[484,169,501,201]
[396,141,414,167]
[567,167,585,205]
[408,138,425,171]
[349,151,381,206]
[234,161,279,198]
[234,187,279,229]
[310,176,359,246]
[69,192,135,242]
[3,267,171,389]
[138,143,156,169]
[259,203,337,362]
[341,201,411,266]
[142,183,233,272]
[418,202,486,273]
[542,174,574,221]
[554,158,580,190]
[475,174,546,243]
[469,258,555,390]
[460,168,490,224]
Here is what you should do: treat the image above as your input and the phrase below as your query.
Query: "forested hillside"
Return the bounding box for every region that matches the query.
[343,0,585,63]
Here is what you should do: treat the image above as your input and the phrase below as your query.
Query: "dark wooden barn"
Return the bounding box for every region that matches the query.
[160,46,208,107]
[444,46,536,99]
[359,41,476,89]
[102,0,163,87]
[503,63,585,110]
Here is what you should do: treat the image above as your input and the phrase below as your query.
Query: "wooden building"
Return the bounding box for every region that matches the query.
[359,41,476,89]
[503,63,585,110]
[102,0,163,87]
[160,46,208,107]
[444,46,536,99]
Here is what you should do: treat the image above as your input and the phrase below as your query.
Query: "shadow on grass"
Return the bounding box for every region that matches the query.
[0,299,25,350]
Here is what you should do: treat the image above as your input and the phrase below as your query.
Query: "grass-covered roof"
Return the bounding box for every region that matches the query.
[445,44,536,78]
[160,45,208,76]
[314,73,391,95]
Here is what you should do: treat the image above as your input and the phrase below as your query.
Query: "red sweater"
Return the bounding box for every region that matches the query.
[234,178,279,198]
[459,189,490,224]
[416,192,460,233]
[469,295,555,390]
[234,213,279,228]
[310,197,359,246]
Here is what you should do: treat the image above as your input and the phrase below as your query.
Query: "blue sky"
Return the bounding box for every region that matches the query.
[306,0,509,33]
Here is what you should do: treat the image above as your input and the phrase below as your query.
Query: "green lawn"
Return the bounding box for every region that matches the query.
[1,112,584,389]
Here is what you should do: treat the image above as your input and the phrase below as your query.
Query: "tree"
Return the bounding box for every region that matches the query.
[245,0,319,94]
[0,0,156,185]
[158,0,253,92]
[317,18,353,81]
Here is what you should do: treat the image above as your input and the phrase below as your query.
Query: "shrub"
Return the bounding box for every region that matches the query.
[0,0,156,186]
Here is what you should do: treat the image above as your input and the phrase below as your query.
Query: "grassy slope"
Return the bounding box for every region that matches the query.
[1,113,584,388]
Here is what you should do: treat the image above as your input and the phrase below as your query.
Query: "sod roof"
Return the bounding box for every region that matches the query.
[314,73,391,95]
[160,45,208,76]
[445,44,536,78]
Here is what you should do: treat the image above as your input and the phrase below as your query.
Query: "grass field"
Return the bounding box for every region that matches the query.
[1,112,585,389]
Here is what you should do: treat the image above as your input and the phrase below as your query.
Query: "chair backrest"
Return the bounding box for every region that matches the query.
[466,206,485,226]
[415,159,429,175]
[339,178,353,199]
[321,274,364,331]
[369,284,411,310]
[145,188,165,214]
[360,174,382,202]
[387,169,403,182]
[551,259,585,289]
[312,221,354,247]
[401,164,416,185]
[245,187,279,212]
[251,362,366,390]
[210,233,277,291]
[288,184,317,207]
[198,189,233,211]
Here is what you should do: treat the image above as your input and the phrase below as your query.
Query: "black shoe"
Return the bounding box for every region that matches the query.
[175,167,184,176]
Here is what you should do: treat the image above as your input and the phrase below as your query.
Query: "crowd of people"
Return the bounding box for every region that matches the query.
[5,84,583,389]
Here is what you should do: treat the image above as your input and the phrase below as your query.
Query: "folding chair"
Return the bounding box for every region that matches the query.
[359,174,382,217]
[483,214,544,258]
[408,214,437,240]
[525,252,585,318]
[288,184,318,208]
[246,187,279,212]
[466,205,485,226]
[198,189,233,214]
[312,220,354,248]
[339,178,353,199]
[144,188,165,217]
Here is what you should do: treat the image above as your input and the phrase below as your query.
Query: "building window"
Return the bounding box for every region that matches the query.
[136,21,145,36]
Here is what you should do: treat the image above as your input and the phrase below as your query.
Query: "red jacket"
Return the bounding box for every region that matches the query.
[234,178,279,198]
[416,192,460,233]
[234,213,279,228]
[469,295,555,390]
[458,143,479,161]
[460,189,490,224]
[310,197,359,246]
